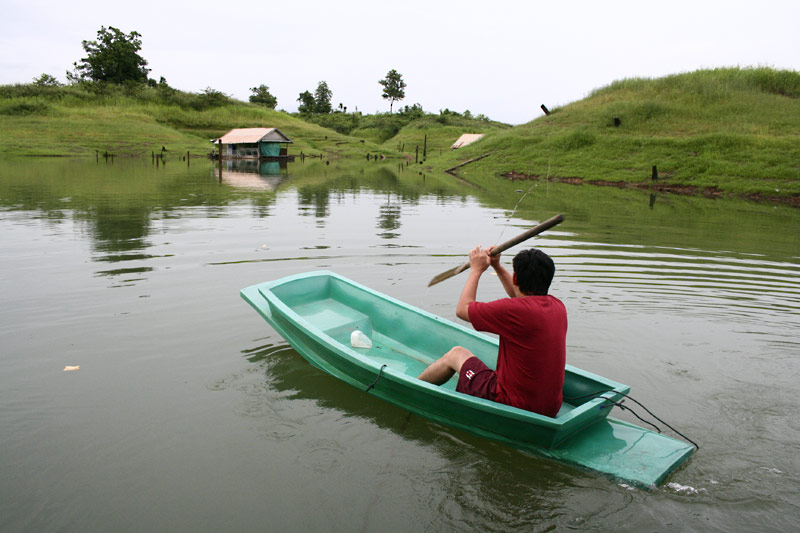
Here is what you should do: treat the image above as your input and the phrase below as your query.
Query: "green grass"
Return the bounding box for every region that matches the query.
[0,83,388,158]
[378,114,510,159]
[421,67,800,202]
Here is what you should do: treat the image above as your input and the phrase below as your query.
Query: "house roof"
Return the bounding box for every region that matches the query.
[218,128,293,144]
[451,133,484,149]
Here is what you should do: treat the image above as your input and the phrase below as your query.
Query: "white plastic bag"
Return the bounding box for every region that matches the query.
[350,329,373,349]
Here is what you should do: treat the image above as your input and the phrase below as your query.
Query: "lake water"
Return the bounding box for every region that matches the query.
[1,157,798,531]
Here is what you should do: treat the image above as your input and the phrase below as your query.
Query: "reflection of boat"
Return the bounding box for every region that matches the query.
[219,160,288,190]
[241,271,694,486]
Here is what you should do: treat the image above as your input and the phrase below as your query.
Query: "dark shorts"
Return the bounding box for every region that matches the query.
[456,356,497,401]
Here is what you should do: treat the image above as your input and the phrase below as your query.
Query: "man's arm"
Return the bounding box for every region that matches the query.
[456,246,491,321]
[488,246,516,298]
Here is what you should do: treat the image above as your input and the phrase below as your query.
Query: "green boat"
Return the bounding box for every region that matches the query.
[241,271,694,486]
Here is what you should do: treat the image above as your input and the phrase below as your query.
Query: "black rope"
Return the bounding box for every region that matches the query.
[564,389,700,450]
[365,364,388,392]
[608,400,663,433]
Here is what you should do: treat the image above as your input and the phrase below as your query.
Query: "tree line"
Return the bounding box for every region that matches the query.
[53,26,407,115]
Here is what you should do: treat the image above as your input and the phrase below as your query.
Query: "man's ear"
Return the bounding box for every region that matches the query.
[512,272,518,286]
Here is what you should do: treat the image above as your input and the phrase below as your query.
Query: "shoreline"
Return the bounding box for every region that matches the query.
[502,171,800,208]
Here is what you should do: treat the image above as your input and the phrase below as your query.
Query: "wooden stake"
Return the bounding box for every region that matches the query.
[444,152,492,174]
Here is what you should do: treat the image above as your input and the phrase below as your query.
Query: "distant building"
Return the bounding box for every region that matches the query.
[215,128,293,158]
[451,133,485,149]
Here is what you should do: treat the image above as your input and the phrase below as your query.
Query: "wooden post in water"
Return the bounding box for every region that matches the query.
[187,151,190,167]
[423,134,427,158]
[415,145,419,164]
[217,140,223,180]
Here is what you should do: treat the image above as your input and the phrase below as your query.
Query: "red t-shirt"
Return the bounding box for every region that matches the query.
[468,295,567,417]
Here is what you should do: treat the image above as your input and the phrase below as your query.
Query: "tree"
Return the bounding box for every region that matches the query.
[33,73,61,87]
[195,87,230,109]
[67,26,150,84]
[297,90,315,114]
[313,81,332,114]
[379,69,406,113]
[249,84,278,108]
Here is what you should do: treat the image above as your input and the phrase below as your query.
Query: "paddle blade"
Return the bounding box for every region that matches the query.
[427,261,469,287]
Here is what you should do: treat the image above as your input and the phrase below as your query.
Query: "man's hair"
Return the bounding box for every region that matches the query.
[512,248,555,295]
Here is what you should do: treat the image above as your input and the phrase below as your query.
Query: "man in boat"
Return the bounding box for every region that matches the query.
[417,246,567,417]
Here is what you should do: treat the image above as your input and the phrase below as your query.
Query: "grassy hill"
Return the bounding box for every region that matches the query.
[421,67,800,203]
[376,113,510,159]
[0,83,390,158]
[0,82,505,162]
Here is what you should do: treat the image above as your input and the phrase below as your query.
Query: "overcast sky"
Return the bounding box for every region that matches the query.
[2,0,798,124]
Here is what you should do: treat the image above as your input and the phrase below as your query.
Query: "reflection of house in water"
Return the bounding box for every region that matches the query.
[220,159,289,191]
[215,128,294,159]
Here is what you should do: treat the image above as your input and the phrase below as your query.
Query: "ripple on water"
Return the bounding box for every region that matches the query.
[300,438,345,473]
[554,242,800,329]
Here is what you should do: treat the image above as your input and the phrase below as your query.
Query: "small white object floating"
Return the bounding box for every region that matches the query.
[64,365,80,372]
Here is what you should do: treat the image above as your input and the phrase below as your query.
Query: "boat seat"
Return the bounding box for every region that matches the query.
[293,299,373,340]
[556,402,575,418]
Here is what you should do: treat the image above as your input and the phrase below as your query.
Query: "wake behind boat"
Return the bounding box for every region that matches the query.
[241,271,694,486]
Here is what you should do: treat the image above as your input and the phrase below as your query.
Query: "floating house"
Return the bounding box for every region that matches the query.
[451,133,485,149]
[216,128,293,159]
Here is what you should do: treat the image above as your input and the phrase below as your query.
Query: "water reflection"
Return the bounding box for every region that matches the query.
[79,204,152,254]
[0,158,797,287]
[377,200,402,239]
[297,186,330,220]
[233,341,645,529]
[219,159,288,191]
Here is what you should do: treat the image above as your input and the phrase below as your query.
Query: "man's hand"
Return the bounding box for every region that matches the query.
[487,245,516,298]
[468,245,491,273]
[487,245,501,269]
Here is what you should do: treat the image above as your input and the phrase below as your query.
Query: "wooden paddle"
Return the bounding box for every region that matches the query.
[427,214,565,287]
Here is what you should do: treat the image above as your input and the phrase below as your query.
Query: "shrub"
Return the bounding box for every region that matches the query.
[192,87,232,110]
[747,67,800,98]
[0,101,52,115]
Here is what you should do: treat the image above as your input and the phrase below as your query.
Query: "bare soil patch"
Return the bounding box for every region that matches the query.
[502,172,799,207]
